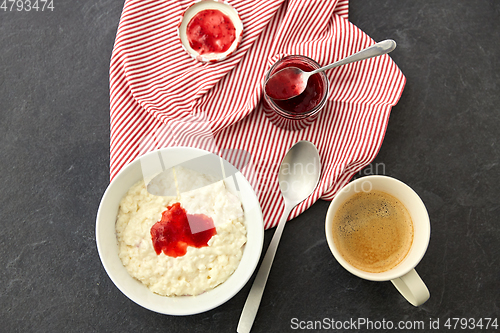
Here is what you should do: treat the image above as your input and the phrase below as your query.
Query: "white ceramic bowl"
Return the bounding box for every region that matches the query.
[177,0,243,62]
[96,147,263,315]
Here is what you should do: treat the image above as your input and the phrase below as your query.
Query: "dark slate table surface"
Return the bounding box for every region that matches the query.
[1,1,499,332]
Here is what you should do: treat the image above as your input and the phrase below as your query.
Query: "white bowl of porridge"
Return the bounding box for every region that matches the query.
[96,147,264,315]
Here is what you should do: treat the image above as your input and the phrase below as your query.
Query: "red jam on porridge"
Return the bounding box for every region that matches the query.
[151,202,217,258]
[116,167,246,296]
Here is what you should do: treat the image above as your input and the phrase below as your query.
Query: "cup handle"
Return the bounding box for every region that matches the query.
[391,269,430,306]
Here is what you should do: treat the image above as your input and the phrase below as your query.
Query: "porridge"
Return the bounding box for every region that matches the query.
[116,166,247,296]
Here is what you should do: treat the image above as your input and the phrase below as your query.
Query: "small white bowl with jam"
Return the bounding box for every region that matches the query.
[178,0,243,62]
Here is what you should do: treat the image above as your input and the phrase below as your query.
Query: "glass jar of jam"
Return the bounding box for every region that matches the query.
[262,55,329,130]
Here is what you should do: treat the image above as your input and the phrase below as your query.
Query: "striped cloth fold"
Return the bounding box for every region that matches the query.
[109,0,406,229]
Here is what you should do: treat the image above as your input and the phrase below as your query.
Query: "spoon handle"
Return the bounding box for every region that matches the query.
[310,39,396,75]
[237,205,292,333]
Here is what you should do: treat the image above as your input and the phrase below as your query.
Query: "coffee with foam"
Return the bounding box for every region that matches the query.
[331,190,413,273]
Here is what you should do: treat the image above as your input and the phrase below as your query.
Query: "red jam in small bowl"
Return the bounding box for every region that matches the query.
[178,0,243,62]
[186,9,236,55]
[263,55,329,130]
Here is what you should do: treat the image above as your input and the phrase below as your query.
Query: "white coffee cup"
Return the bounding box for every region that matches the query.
[325,175,430,306]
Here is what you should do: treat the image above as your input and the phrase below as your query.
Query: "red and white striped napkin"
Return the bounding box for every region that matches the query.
[109,0,405,229]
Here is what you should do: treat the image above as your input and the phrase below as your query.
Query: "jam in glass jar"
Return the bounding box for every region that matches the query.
[262,55,329,130]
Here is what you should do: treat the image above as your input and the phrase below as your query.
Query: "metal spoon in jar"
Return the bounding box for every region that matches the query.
[264,39,397,100]
[237,140,321,333]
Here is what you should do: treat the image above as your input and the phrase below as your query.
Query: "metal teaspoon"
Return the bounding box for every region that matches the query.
[264,39,396,100]
[237,140,321,333]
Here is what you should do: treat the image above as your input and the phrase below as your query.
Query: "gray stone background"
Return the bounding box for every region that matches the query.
[1,1,499,332]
